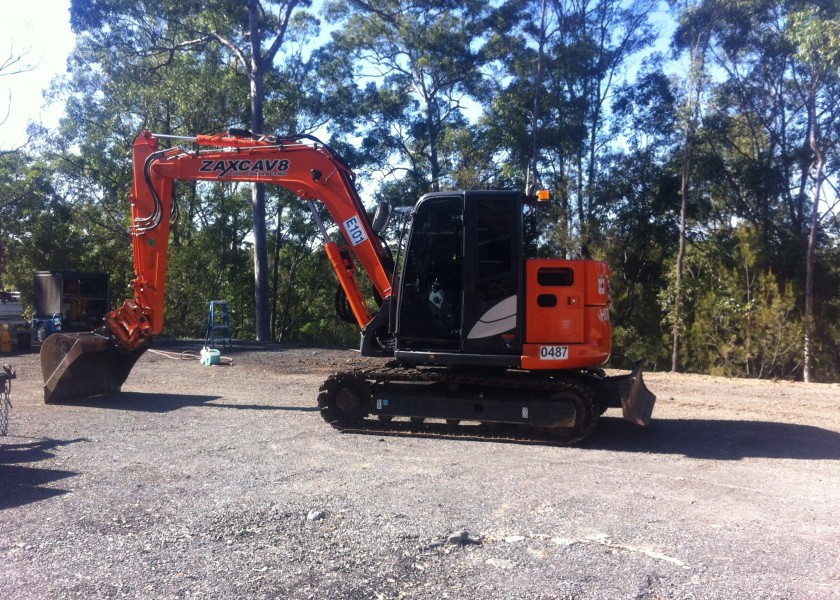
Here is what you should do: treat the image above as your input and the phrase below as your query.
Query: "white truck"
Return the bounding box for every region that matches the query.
[0,291,25,327]
[1,291,31,352]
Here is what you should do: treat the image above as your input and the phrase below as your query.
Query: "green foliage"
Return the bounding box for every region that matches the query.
[813,238,840,381]
[484,0,661,257]
[788,4,840,75]
[598,147,681,369]
[0,149,130,310]
[661,226,803,378]
[274,238,358,347]
[694,270,801,379]
[323,0,493,191]
[164,213,255,340]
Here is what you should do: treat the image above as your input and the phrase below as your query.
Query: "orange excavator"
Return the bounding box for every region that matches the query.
[40,129,654,443]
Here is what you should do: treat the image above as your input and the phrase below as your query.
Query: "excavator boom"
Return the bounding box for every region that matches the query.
[41,130,394,402]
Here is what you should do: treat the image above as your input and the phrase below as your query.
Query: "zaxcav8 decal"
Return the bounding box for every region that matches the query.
[199,159,291,178]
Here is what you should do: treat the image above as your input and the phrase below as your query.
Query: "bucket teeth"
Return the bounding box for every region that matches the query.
[40,333,148,403]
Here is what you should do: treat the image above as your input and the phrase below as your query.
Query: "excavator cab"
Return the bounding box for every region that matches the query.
[396,191,522,359]
[395,190,602,366]
[397,195,465,352]
[384,190,654,427]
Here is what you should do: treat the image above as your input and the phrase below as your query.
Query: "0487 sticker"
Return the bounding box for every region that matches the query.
[539,345,569,360]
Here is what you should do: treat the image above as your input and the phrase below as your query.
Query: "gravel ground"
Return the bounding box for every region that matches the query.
[1,339,839,599]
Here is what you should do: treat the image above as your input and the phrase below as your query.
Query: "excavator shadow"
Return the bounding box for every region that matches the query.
[47,392,220,413]
[48,392,319,414]
[587,416,840,460]
[0,437,85,509]
[337,421,597,447]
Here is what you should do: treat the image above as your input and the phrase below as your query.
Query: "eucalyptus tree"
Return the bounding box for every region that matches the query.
[665,0,840,380]
[678,1,835,274]
[322,0,493,196]
[787,4,840,381]
[666,0,793,376]
[667,0,717,372]
[67,0,320,341]
[484,0,659,257]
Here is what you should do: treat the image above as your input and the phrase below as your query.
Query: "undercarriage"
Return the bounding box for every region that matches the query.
[318,361,654,445]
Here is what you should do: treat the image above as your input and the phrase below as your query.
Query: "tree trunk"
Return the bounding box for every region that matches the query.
[804,86,823,383]
[530,0,548,188]
[672,137,690,372]
[278,263,298,343]
[576,154,587,258]
[249,1,271,342]
[426,99,440,192]
[672,32,706,373]
[270,206,284,340]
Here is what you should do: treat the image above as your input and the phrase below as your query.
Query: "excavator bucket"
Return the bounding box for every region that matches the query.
[40,333,148,404]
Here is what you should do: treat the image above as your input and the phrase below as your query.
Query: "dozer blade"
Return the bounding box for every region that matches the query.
[597,360,657,426]
[617,360,656,425]
[41,333,148,404]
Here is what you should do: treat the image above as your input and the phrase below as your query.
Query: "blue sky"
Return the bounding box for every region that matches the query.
[0,1,678,150]
[0,0,74,148]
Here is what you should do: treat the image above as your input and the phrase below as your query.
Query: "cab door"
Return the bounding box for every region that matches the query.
[396,195,464,352]
[461,191,521,356]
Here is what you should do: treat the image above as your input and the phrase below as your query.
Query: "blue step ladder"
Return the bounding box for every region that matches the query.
[204,300,232,349]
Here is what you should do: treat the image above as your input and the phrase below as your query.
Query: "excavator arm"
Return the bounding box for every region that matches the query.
[41,130,395,402]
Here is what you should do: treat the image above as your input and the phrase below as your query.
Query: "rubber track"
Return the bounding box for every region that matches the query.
[318,364,600,445]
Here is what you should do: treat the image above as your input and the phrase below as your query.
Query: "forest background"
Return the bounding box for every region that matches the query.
[0,0,838,382]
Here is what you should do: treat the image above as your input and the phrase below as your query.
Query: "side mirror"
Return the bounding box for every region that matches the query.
[371,201,392,234]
